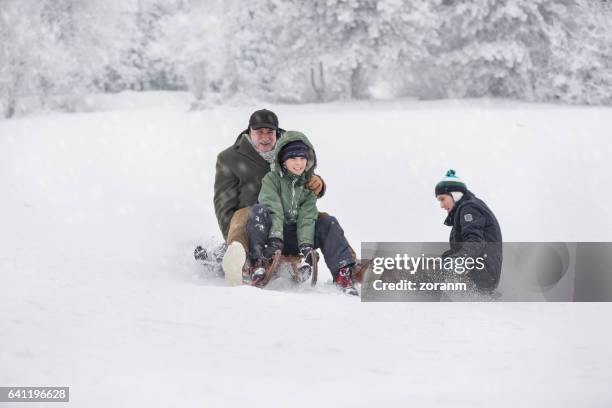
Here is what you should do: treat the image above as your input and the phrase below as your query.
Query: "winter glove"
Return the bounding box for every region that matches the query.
[263,238,284,260]
[299,244,313,258]
[305,175,325,197]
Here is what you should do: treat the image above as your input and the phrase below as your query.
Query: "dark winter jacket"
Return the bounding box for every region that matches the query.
[443,190,503,291]
[258,131,318,247]
[214,129,325,240]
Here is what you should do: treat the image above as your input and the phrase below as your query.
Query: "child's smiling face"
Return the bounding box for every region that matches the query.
[283,157,307,176]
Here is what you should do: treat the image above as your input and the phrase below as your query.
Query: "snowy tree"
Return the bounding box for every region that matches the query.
[248,0,440,102]
[118,0,176,91]
[0,0,124,117]
[224,0,289,100]
[2,0,612,117]
[430,0,560,99]
[428,0,612,104]
[156,0,231,101]
[0,1,65,117]
[37,1,119,108]
[0,2,30,118]
[539,0,612,104]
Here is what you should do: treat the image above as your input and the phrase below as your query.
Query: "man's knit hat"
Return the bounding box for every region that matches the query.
[435,169,467,196]
[279,140,309,163]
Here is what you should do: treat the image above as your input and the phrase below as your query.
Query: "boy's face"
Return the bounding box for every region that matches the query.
[437,194,454,213]
[283,157,307,175]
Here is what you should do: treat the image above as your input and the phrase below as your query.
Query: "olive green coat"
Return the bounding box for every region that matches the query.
[214,132,274,240]
[258,131,318,246]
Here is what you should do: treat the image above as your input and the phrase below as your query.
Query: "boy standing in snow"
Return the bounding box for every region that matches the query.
[435,169,503,291]
[224,130,359,295]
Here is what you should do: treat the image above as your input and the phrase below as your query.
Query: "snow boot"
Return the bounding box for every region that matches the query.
[223,241,246,286]
[194,243,226,264]
[245,251,282,287]
[335,265,359,296]
[296,257,313,283]
[249,259,267,286]
[194,245,208,262]
[212,243,227,263]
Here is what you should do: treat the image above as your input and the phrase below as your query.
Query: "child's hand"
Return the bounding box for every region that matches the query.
[264,238,284,259]
[299,244,313,258]
[305,175,324,196]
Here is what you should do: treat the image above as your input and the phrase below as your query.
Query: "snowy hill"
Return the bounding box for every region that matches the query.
[1,93,611,407]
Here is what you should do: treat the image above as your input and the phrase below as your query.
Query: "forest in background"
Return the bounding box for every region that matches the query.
[1,0,612,118]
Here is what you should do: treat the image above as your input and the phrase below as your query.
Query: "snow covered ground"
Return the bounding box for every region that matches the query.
[1,92,611,407]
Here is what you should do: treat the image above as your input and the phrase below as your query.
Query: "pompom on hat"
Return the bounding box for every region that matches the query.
[435,169,467,196]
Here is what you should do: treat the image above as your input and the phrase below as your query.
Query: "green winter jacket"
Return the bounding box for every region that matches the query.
[258,131,318,247]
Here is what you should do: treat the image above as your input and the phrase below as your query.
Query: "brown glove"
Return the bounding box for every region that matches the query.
[305,175,325,197]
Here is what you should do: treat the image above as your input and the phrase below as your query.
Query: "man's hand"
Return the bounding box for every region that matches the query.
[263,238,284,260]
[305,175,324,197]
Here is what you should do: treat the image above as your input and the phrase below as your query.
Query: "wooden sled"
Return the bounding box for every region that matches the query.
[243,250,318,288]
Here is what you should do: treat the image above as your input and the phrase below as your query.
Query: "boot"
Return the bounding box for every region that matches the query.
[335,265,359,296]
[295,257,312,283]
[195,243,227,263]
[223,241,246,286]
[249,259,267,286]
[194,245,207,262]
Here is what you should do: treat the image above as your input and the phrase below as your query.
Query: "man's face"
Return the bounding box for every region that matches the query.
[283,157,307,176]
[249,127,276,152]
[437,194,454,213]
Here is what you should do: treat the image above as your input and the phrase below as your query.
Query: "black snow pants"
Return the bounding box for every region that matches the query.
[246,204,354,277]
